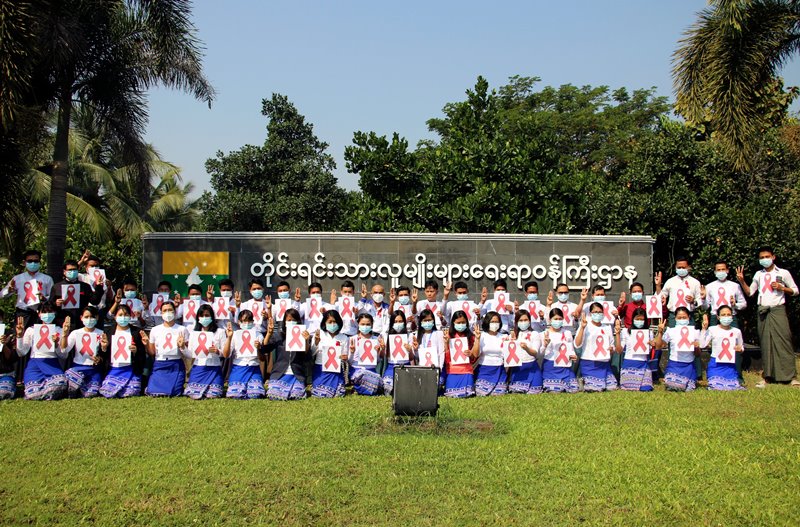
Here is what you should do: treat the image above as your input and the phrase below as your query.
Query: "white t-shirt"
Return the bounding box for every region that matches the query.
[662,326,699,363]
[149,324,189,361]
[66,328,104,366]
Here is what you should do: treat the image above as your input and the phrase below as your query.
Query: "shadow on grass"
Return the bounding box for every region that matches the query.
[366,405,507,436]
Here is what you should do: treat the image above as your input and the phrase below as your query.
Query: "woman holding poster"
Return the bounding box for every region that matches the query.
[574,304,620,392]
[265,308,309,401]
[182,304,227,399]
[414,309,446,389]
[16,301,67,400]
[700,305,745,391]
[618,308,655,391]
[146,301,190,397]
[62,306,105,397]
[653,307,702,392]
[507,310,543,394]
[310,310,348,398]
[382,310,414,395]
[541,308,579,393]
[475,311,508,396]
[442,310,479,398]
[99,304,146,398]
[348,313,384,396]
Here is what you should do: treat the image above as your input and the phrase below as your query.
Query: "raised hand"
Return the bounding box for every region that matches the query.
[15,316,24,338]
[411,288,418,304]
[580,288,588,302]
[654,271,663,288]
[267,316,275,333]
[735,265,746,283]
[234,290,242,307]
[474,324,481,338]
[658,318,667,332]
[139,330,149,346]
[265,295,272,310]
[543,331,551,346]
[389,288,396,305]
[294,287,302,302]
[580,313,588,328]
[63,316,71,333]
[314,330,321,345]
[330,289,337,304]
[480,287,488,303]
[360,283,368,299]
[619,291,626,306]
[443,281,452,298]
[546,290,554,307]
[226,322,233,338]
[699,284,706,300]
[177,332,185,348]
[702,313,709,330]
[100,333,109,351]
[206,284,215,301]
[114,289,123,303]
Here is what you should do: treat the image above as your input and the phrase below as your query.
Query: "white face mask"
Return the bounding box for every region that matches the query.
[489,322,501,332]
[372,293,384,304]
[162,311,175,322]
[221,290,233,298]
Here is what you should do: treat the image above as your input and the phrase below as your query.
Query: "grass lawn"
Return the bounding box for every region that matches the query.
[1,372,799,526]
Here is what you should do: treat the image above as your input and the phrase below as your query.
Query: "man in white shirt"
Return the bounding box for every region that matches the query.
[660,256,702,327]
[736,246,799,388]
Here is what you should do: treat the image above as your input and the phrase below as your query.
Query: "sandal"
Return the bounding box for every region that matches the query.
[755,380,767,389]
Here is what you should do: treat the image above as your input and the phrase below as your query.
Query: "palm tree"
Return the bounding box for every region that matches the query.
[673,0,800,172]
[0,0,214,274]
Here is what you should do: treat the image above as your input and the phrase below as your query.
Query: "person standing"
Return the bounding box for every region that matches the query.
[736,246,800,388]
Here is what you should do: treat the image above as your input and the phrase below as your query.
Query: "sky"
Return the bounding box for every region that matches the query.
[144,0,800,197]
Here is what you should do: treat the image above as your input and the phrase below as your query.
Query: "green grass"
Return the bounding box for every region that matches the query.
[1,374,799,526]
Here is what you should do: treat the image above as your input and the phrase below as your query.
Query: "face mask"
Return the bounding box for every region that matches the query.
[392,322,406,333]
[25,262,40,273]
[40,312,55,324]
[593,295,605,303]
[633,319,645,329]
[358,325,373,335]
[240,322,254,330]
[527,293,538,301]
[631,292,643,302]
[675,318,690,326]
[550,319,564,329]
[221,290,233,298]
[124,290,137,299]
[310,293,322,299]
[715,271,728,281]
[489,322,501,332]
[198,316,213,327]
[719,315,733,326]
[518,321,531,331]
[759,257,773,268]
[398,296,410,305]
[116,316,131,327]
[325,322,340,333]
[189,294,202,301]
[278,291,290,299]
[372,293,384,304]
[590,313,603,324]
[285,321,297,331]
[676,268,689,278]
[557,293,569,303]
[456,294,469,301]
[453,323,468,333]
[251,289,264,300]
[82,317,97,329]
[421,321,435,331]
[65,270,78,281]
[162,311,175,322]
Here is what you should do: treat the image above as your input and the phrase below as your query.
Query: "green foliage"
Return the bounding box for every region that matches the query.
[1,385,799,525]
[200,94,348,231]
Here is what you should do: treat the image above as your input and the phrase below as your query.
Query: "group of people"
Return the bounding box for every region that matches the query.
[0,246,796,401]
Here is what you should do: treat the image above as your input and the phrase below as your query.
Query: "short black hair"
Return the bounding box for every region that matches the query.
[248,278,265,288]
[157,280,173,290]
[524,281,539,291]
[453,281,468,291]
[187,283,203,294]
[424,280,439,290]
[757,245,774,256]
[493,278,507,290]
[63,259,79,268]
[276,281,290,290]
[308,281,322,293]
[22,250,41,260]
[341,280,355,290]
[675,255,690,265]
[123,278,138,288]
[592,285,605,294]
[219,278,235,288]
[481,311,502,332]
[396,285,410,295]
[630,282,644,291]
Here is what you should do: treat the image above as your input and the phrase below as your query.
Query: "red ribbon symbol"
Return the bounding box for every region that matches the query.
[602,302,611,321]
[164,332,173,350]
[528,302,539,319]
[423,350,434,367]
[718,337,733,361]
[153,295,165,314]
[715,287,727,308]
[556,343,568,365]
[288,325,303,349]
[185,300,197,320]
[426,303,437,313]
[114,336,128,360]
[277,300,288,320]
[762,273,773,294]
[79,333,93,356]
[647,296,660,316]
[677,327,692,348]
[196,332,209,356]
[633,331,647,353]
[64,285,78,307]
[391,335,405,359]
[496,293,507,312]
[215,298,228,318]
[452,338,467,362]
[324,347,338,369]
[341,297,353,318]
[361,339,375,362]
[36,325,51,349]
[251,302,261,321]
[23,282,37,303]
[462,301,470,315]
[93,269,103,285]
[308,298,321,319]
[675,289,687,308]
[506,341,519,365]
[560,304,572,324]
[593,335,606,357]
[240,331,254,354]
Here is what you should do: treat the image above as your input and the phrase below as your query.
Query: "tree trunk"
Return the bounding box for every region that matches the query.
[46,89,71,277]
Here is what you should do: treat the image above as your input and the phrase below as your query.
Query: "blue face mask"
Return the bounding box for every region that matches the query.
[518,321,531,331]
[715,271,728,281]
[251,289,264,300]
[550,319,564,329]
[676,268,689,278]
[65,270,78,281]
[633,319,646,329]
[198,316,213,327]
[453,323,468,333]
[557,293,569,303]
[240,322,254,330]
[631,292,643,302]
[593,296,605,303]
[590,313,603,324]
[40,312,55,324]
[392,322,406,333]
[25,261,41,273]
[82,317,97,329]
[358,325,373,335]
[116,316,131,327]
[527,293,538,301]
[278,291,290,299]
[189,294,202,301]
[325,322,340,333]
[124,290,137,299]
[421,320,435,331]
[456,294,469,301]
[675,318,690,326]
[759,257,773,268]
[398,296,410,305]
[719,315,733,326]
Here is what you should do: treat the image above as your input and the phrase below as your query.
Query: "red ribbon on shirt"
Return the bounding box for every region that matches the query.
[762,273,773,294]
[593,335,606,358]
[79,333,93,356]
[23,282,37,303]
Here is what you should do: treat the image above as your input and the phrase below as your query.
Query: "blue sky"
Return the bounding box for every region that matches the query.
[145,1,800,196]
